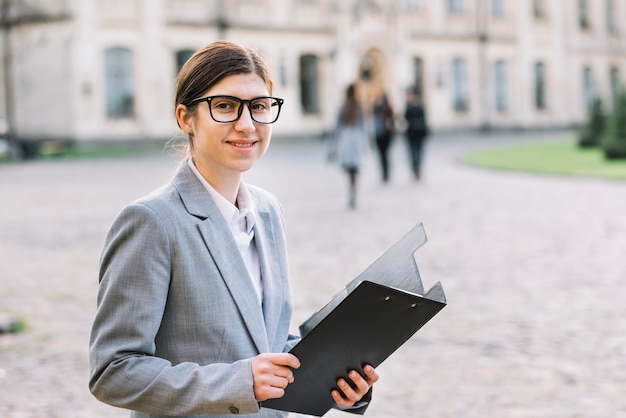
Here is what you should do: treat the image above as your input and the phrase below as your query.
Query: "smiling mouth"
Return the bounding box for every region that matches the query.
[227,140,258,148]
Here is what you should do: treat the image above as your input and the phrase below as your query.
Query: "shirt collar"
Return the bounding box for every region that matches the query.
[187,158,256,233]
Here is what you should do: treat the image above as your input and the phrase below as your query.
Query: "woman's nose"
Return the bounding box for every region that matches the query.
[234,105,256,131]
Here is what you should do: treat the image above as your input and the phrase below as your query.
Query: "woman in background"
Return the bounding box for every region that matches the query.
[334,83,368,209]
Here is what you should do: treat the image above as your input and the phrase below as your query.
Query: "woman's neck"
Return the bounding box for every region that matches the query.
[192,158,241,205]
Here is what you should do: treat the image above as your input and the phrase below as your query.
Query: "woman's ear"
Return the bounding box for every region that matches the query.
[175,104,193,134]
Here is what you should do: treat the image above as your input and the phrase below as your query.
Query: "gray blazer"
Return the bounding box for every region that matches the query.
[89,159,298,417]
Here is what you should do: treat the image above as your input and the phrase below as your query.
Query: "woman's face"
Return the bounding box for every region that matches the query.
[180,72,273,185]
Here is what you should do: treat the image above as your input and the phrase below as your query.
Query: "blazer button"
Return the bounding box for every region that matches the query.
[228,405,240,414]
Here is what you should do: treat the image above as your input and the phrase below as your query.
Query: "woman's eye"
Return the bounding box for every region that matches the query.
[212,100,237,111]
[251,100,270,112]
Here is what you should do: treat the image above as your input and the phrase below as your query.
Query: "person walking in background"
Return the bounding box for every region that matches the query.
[89,40,378,418]
[372,92,395,184]
[334,83,368,209]
[404,87,429,181]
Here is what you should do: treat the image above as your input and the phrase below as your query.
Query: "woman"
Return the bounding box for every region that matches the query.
[334,83,368,209]
[89,41,378,418]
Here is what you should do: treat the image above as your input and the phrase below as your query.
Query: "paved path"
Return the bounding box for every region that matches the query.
[1,132,625,418]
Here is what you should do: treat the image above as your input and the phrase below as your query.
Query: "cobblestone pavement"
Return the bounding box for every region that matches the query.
[1,132,625,418]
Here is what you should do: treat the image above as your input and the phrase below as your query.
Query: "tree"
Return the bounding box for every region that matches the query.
[602,89,626,159]
[578,97,605,148]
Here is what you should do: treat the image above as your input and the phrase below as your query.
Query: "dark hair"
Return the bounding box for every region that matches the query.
[340,83,360,126]
[175,40,274,119]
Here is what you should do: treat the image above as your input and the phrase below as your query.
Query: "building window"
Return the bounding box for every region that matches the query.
[534,61,546,110]
[582,66,594,110]
[401,0,420,11]
[105,47,135,118]
[579,0,590,29]
[452,58,468,112]
[413,57,424,97]
[299,54,320,114]
[606,0,616,33]
[533,0,545,18]
[279,56,288,87]
[447,0,463,13]
[491,0,504,16]
[494,60,508,111]
[176,49,195,73]
[610,66,621,108]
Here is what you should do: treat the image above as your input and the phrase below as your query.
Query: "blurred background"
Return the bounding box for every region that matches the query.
[1,1,626,417]
[0,0,624,152]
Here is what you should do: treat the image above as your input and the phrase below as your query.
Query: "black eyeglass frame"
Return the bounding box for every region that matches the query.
[188,95,284,124]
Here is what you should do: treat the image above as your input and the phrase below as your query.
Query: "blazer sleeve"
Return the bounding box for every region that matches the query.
[88,203,261,416]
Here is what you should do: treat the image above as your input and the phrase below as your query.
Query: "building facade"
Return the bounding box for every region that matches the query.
[0,0,625,143]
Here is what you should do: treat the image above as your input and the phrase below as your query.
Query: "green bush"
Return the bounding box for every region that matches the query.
[578,97,605,148]
[0,316,27,334]
[602,89,626,159]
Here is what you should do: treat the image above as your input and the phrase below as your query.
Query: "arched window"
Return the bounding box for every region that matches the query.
[494,60,508,111]
[299,54,320,114]
[452,58,468,112]
[359,55,375,81]
[105,47,135,118]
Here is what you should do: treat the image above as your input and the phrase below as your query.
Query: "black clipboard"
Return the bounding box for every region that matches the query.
[262,280,445,416]
[262,223,447,416]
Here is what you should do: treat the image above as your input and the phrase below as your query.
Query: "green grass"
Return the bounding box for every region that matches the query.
[462,136,626,181]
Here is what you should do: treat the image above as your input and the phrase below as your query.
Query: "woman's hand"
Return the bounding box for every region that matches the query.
[331,365,379,408]
[251,353,300,402]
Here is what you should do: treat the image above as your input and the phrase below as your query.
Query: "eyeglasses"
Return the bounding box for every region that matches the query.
[189,95,284,124]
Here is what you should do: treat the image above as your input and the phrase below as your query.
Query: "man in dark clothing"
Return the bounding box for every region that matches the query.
[404,87,429,180]
[373,92,395,183]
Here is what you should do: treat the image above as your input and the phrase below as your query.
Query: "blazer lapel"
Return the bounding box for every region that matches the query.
[172,161,269,354]
[197,219,269,354]
[254,210,282,348]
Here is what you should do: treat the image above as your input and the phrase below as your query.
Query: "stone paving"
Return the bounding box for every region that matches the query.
[1,132,625,418]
